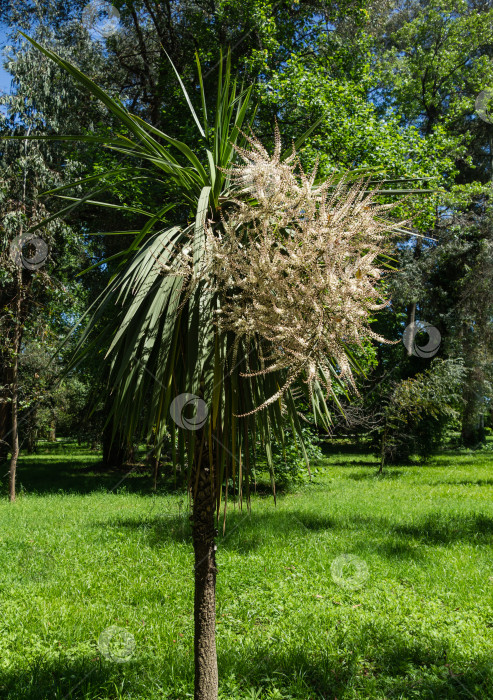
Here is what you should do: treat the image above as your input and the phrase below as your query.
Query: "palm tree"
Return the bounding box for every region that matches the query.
[13,34,423,699]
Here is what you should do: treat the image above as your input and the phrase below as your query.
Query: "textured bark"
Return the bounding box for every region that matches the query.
[9,405,18,502]
[0,371,11,464]
[0,275,13,464]
[9,270,22,503]
[191,458,218,700]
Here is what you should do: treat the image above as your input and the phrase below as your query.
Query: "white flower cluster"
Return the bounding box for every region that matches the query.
[204,126,403,413]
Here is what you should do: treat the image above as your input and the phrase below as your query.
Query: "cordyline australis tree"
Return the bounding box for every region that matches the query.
[15,34,416,700]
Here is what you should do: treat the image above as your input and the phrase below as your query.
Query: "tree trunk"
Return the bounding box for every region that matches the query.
[9,269,22,503]
[102,421,134,467]
[378,424,386,475]
[405,301,416,356]
[9,398,19,502]
[461,376,485,447]
[0,389,10,464]
[191,454,218,700]
[49,420,56,442]
[153,456,159,490]
[26,425,37,454]
[405,238,422,355]
[0,363,10,463]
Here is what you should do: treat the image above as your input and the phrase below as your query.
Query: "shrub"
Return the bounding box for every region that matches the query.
[252,424,323,487]
[377,358,466,464]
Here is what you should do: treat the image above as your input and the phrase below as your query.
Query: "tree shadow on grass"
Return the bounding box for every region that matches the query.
[328,509,493,546]
[329,459,380,467]
[373,537,425,559]
[366,635,493,699]
[425,478,493,487]
[12,453,306,499]
[11,454,156,496]
[2,628,491,700]
[346,511,493,546]
[346,468,404,480]
[93,507,493,555]
[95,508,338,553]
[320,440,373,456]
[393,512,493,544]
[237,633,493,700]
[0,656,136,700]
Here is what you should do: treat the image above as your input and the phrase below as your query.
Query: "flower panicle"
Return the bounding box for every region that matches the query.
[158,126,404,414]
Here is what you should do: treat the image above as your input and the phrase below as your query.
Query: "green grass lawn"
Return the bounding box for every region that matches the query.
[1,442,493,699]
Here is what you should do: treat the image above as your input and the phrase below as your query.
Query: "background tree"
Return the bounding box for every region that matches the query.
[377,358,465,468]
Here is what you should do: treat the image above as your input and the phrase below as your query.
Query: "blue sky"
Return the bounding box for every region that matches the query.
[0,23,12,94]
[0,64,12,93]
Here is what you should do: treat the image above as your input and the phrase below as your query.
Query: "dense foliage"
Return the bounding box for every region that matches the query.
[1,0,492,472]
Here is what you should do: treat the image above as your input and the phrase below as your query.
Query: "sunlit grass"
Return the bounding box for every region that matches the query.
[0,441,492,698]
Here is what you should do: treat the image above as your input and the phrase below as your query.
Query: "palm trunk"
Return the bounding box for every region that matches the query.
[191,452,218,700]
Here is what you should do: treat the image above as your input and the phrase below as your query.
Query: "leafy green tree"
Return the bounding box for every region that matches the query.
[0,121,79,499]
[425,195,493,445]
[16,339,93,450]
[0,26,94,495]
[375,0,493,141]
[361,0,493,447]
[0,21,156,469]
[377,358,465,467]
